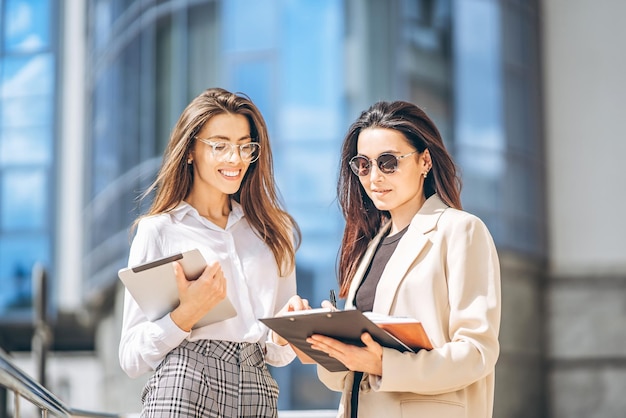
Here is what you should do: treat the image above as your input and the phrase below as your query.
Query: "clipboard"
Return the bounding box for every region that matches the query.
[259,309,431,372]
[118,249,237,328]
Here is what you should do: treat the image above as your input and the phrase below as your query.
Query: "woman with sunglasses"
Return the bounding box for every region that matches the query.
[119,88,308,417]
[308,100,501,418]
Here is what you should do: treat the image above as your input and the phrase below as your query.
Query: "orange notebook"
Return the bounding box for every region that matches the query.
[364,311,433,351]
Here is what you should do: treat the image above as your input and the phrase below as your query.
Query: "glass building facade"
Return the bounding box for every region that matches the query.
[0,0,56,322]
[82,0,544,293]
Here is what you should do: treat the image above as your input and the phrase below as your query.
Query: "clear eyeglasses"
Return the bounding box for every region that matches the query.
[196,138,261,163]
[349,151,418,176]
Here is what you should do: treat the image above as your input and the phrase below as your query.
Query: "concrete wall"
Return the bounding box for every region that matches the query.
[494,252,547,418]
[542,0,626,274]
[541,0,626,416]
[56,0,86,311]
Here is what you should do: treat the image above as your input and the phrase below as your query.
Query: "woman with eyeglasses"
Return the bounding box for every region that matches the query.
[308,100,501,418]
[119,88,308,417]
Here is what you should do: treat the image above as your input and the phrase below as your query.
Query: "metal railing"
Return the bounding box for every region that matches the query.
[0,347,120,418]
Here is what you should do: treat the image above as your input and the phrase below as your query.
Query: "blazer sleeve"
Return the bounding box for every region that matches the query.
[317,365,350,392]
[375,212,501,395]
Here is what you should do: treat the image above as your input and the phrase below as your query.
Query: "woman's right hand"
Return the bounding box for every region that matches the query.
[170,261,227,332]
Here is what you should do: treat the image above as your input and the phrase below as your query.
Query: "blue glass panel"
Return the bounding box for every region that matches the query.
[1,168,47,230]
[453,0,504,177]
[92,70,122,197]
[282,0,333,104]
[93,0,113,52]
[3,0,51,52]
[0,234,49,313]
[280,0,344,144]
[231,60,273,129]
[222,0,276,52]
[0,125,52,165]
[1,54,54,97]
[0,94,53,128]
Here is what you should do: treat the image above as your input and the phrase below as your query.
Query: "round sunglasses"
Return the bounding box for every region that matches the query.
[349,151,418,176]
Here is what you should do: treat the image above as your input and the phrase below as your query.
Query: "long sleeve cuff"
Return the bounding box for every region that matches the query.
[156,313,191,349]
[264,330,296,366]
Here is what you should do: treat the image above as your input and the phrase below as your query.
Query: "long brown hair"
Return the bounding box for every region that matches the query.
[337,100,461,296]
[136,87,300,276]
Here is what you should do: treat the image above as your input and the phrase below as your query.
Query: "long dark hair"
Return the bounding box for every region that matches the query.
[137,87,300,276]
[337,100,461,296]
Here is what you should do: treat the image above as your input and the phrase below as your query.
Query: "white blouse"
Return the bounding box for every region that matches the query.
[118,201,297,378]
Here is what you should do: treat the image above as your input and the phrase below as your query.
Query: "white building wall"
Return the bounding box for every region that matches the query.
[542,0,626,416]
[543,0,626,277]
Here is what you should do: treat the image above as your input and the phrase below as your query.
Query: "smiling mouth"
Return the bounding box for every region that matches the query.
[219,169,241,178]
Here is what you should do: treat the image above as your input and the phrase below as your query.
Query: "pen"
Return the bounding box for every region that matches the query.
[329,289,337,309]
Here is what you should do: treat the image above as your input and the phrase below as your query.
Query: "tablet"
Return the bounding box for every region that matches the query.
[118,249,237,328]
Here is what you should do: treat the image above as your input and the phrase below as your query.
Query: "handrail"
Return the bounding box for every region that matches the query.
[0,347,119,418]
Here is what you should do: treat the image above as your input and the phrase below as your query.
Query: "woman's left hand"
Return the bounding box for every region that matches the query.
[307,332,383,376]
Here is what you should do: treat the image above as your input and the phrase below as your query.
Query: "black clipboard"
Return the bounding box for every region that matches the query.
[260,309,416,372]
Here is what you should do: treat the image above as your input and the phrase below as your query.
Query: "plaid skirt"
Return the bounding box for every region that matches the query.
[141,340,279,418]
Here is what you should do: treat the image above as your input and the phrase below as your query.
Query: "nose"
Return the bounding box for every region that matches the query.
[225,145,243,163]
[368,162,385,182]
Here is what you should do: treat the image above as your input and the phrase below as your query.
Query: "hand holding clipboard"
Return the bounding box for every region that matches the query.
[260,308,431,372]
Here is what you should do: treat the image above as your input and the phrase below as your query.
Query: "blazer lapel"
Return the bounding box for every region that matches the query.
[373,195,449,314]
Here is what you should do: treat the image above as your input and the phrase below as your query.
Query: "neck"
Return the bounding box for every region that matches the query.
[389,195,426,234]
[185,194,231,228]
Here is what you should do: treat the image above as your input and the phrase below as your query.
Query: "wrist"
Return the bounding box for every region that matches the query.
[170,308,194,332]
[271,331,288,346]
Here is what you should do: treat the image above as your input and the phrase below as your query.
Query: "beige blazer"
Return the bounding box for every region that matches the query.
[317,195,501,418]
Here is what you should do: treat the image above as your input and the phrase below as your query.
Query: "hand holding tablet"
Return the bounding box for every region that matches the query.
[118,249,237,329]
